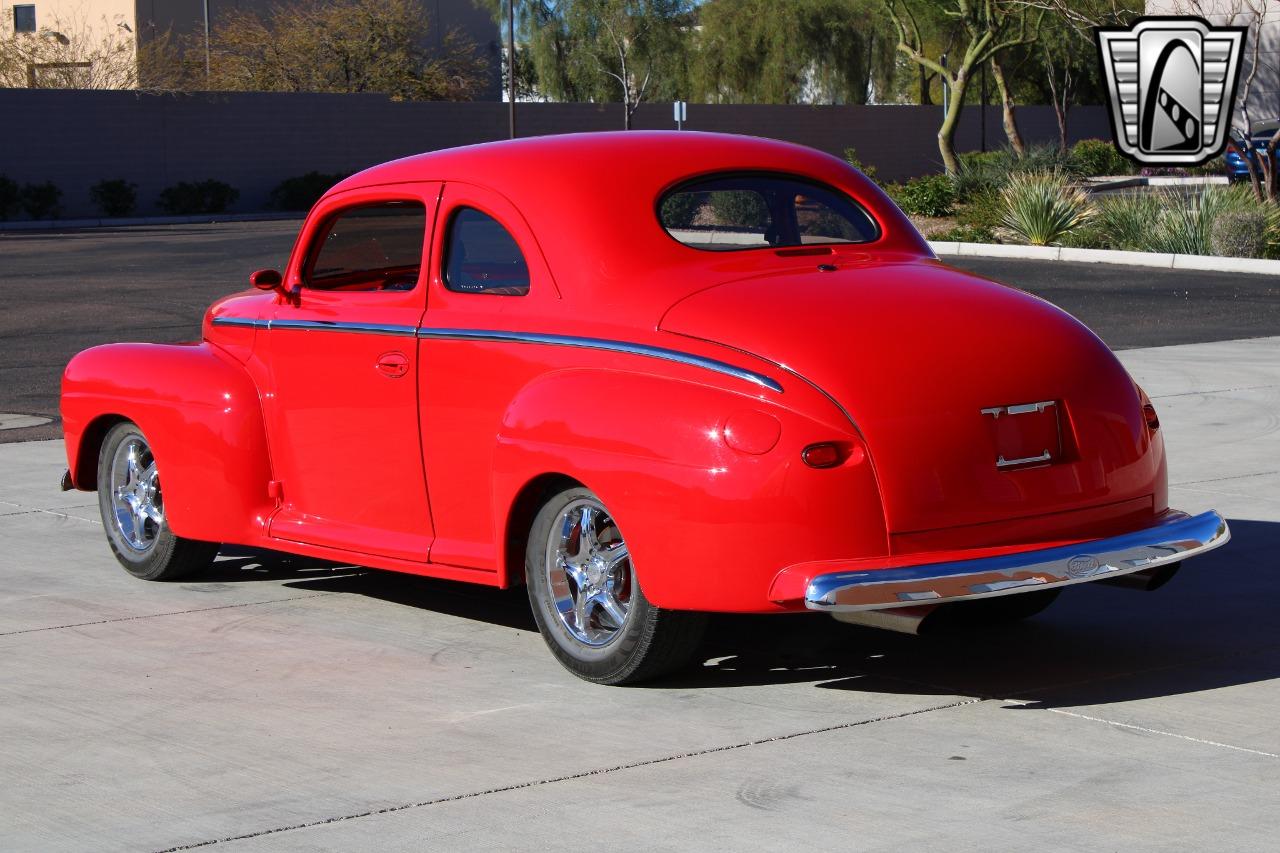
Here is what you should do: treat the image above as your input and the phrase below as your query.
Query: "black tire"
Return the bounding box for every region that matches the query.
[525,487,706,685]
[96,421,219,581]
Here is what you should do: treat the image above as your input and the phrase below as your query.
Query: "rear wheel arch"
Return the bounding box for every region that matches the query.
[501,472,584,588]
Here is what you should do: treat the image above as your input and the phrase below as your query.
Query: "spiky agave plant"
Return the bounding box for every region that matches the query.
[999,170,1093,246]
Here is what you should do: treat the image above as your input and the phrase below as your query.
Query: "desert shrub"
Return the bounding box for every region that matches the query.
[1090,192,1163,251]
[708,190,769,228]
[1189,155,1227,178]
[887,173,955,217]
[951,150,1009,199]
[999,170,1092,246]
[1017,143,1078,175]
[930,223,995,243]
[157,180,239,215]
[659,192,701,228]
[268,171,348,211]
[1094,185,1280,256]
[90,179,138,217]
[1211,209,1270,258]
[0,175,18,220]
[955,188,1004,231]
[952,145,1081,201]
[20,182,62,220]
[842,147,879,183]
[1070,139,1133,177]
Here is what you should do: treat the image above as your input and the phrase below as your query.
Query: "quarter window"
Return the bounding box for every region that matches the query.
[305,201,426,291]
[13,5,35,33]
[443,207,530,296]
[659,174,878,251]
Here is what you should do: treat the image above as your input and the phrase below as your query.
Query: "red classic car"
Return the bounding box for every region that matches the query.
[61,132,1229,684]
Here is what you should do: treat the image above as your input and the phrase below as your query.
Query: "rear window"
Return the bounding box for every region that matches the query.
[659,173,878,251]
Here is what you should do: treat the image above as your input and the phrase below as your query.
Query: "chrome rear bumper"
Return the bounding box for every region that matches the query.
[805,510,1230,612]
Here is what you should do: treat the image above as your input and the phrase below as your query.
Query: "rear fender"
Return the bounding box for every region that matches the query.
[62,342,275,545]
[491,368,887,612]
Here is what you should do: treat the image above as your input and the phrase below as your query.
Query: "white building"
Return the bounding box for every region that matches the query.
[1147,0,1280,128]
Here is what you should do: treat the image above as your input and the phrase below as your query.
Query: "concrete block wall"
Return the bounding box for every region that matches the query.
[0,89,1113,218]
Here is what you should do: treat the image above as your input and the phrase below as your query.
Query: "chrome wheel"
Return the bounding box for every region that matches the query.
[545,498,632,647]
[108,432,164,553]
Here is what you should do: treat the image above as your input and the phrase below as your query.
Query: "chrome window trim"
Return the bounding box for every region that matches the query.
[418,327,784,393]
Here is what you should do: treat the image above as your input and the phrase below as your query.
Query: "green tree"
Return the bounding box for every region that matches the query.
[480,0,693,128]
[202,0,487,100]
[693,0,895,105]
[882,0,1043,173]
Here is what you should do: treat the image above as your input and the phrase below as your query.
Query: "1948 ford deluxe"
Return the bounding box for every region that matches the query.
[61,132,1229,684]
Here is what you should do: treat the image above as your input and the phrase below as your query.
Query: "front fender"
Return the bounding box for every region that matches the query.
[491,368,888,612]
[62,342,275,545]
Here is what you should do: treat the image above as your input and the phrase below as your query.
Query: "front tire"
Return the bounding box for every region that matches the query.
[96,421,218,581]
[525,487,705,685]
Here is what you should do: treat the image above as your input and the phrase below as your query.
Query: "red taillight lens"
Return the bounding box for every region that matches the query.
[1143,403,1160,430]
[802,442,847,468]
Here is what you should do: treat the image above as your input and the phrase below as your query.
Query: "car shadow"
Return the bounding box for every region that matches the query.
[237,518,1279,709]
[652,518,1279,709]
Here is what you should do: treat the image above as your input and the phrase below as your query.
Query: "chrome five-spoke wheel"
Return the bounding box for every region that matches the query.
[546,498,633,647]
[109,433,164,553]
[526,486,706,685]
[96,421,218,581]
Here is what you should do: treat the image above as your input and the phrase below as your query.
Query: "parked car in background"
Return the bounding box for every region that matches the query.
[1226,120,1280,182]
[61,132,1229,685]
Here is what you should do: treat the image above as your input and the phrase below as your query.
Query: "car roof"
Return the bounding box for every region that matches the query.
[326,131,929,317]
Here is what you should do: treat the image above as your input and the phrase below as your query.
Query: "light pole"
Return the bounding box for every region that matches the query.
[508,0,517,139]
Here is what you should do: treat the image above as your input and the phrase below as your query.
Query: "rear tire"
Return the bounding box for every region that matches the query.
[96,421,218,581]
[525,487,705,685]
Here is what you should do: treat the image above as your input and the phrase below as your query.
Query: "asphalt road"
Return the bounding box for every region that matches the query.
[2,220,1277,442]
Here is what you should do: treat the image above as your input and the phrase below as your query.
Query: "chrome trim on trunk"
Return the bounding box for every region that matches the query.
[418,327,784,393]
[805,510,1230,612]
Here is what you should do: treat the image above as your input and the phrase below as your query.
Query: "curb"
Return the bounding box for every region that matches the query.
[930,241,1280,276]
[0,212,305,232]
[1086,175,1230,192]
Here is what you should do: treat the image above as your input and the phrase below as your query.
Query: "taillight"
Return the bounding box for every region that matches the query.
[1135,384,1160,431]
[802,442,849,468]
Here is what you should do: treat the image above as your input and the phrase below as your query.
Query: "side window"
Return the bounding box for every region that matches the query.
[443,207,530,296]
[306,201,426,291]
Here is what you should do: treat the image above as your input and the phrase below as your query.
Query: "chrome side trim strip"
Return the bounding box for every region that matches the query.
[805,510,1230,612]
[211,316,261,330]
[270,319,418,337]
[211,317,417,337]
[418,327,784,393]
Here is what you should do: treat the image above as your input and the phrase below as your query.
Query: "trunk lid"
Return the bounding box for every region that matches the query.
[659,259,1159,537]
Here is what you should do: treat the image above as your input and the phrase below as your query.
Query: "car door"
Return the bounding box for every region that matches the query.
[262,183,440,562]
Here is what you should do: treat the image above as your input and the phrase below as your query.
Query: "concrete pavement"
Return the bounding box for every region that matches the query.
[1,336,1277,851]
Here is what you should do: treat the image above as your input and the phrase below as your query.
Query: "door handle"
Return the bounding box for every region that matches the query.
[375,351,410,378]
